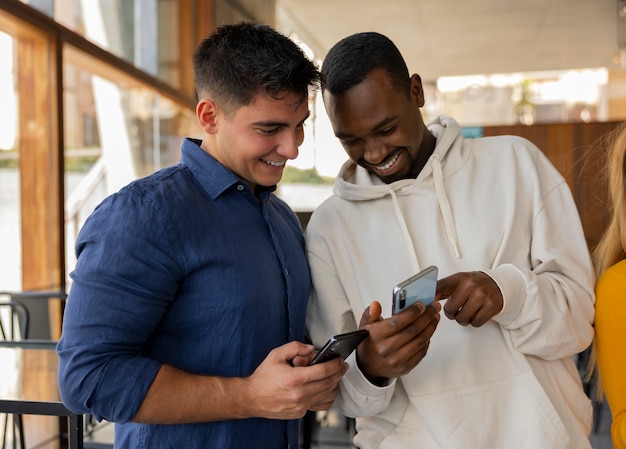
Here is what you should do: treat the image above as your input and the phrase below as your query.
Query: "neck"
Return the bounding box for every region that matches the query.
[410,131,437,177]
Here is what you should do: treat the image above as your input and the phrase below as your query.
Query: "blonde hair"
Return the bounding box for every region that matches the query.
[586,121,626,399]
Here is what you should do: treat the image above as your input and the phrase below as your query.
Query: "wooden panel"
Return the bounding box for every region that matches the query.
[482,121,623,249]
[10,11,64,447]
[16,18,64,330]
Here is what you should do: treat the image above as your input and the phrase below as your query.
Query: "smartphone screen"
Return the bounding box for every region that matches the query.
[309,329,369,365]
[391,265,438,315]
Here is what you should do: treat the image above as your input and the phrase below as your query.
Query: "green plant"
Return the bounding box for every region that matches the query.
[282,166,334,184]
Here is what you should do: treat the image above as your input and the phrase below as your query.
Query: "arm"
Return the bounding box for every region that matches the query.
[595,263,626,449]
[435,179,594,360]
[59,234,346,424]
[306,251,440,417]
[133,342,347,423]
[488,181,595,359]
[58,191,345,423]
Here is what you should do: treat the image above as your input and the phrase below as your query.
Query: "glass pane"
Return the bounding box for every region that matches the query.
[63,47,195,283]
[21,0,182,88]
[0,31,21,291]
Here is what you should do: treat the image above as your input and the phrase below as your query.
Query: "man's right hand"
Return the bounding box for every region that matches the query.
[244,341,348,420]
[132,341,347,425]
[356,300,441,383]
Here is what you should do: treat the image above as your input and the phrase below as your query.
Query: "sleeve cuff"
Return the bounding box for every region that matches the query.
[481,264,526,327]
[336,352,396,417]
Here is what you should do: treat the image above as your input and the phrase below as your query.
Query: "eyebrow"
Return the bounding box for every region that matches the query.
[253,111,311,128]
[335,116,397,139]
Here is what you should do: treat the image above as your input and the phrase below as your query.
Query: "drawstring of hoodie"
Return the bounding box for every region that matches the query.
[386,152,461,262]
[388,189,420,273]
[431,154,461,258]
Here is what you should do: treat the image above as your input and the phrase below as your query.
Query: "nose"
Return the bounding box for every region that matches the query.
[363,137,387,165]
[277,129,303,160]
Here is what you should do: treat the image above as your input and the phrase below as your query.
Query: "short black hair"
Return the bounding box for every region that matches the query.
[193,22,320,113]
[321,32,410,97]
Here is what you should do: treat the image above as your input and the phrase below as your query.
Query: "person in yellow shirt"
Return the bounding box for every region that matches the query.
[590,121,626,449]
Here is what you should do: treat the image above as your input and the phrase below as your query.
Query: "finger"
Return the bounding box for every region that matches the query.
[443,299,460,321]
[273,341,315,363]
[308,386,340,411]
[307,359,348,383]
[309,401,335,412]
[442,288,468,321]
[469,306,494,328]
[359,301,382,327]
[425,302,442,325]
[435,274,458,300]
[405,340,431,367]
[309,383,340,406]
[430,301,442,314]
[369,301,382,321]
[386,326,435,376]
[452,299,481,326]
[291,354,313,367]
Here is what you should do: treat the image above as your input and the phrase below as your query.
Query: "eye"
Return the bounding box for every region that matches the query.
[258,127,280,136]
[378,125,397,136]
[341,138,361,147]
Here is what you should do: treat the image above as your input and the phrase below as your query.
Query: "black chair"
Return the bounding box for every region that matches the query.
[0,400,83,449]
[0,291,113,448]
[0,300,29,449]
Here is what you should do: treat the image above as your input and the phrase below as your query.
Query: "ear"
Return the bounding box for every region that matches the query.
[409,74,425,108]
[196,98,220,134]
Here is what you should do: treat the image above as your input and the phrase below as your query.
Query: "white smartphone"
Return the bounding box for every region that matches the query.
[391,265,438,315]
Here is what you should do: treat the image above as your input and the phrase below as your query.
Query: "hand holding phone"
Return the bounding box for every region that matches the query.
[309,329,369,365]
[391,265,438,315]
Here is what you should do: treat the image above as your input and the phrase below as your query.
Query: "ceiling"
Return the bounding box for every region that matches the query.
[276,0,620,83]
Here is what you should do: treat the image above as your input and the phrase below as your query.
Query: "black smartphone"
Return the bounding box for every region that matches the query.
[391,265,438,315]
[309,329,369,365]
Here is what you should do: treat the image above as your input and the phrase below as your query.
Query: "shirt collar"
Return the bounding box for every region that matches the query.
[180,138,276,200]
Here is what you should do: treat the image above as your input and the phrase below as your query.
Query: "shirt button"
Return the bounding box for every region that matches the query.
[285,269,289,277]
[236,184,244,191]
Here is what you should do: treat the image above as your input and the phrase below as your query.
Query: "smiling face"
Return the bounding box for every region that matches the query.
[197,90,310,191]
[323,69,435,183]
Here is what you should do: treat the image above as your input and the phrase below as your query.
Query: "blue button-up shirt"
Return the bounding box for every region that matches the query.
[57,138,311,448]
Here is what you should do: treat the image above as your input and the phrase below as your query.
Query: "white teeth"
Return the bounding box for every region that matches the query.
[376,152,399,171]
[263,160,286,167]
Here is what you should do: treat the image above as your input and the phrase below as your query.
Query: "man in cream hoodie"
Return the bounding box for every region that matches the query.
[305,31,595,448]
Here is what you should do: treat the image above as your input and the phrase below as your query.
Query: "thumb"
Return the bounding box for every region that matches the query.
[272,341,314,363]
[360,301,383,327]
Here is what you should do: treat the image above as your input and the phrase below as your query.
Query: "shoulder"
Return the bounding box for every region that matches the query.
[470,134,543,158]
[467,134,562,184]
[120,163,191,202]
[306,194,346,230]
[83,164,195,234]
[595,260,626,312]
[597,260,626,292]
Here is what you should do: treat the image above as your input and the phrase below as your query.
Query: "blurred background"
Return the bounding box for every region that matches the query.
[0,1,621,447]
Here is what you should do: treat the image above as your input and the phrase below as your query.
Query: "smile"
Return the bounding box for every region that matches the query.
[262,159,286,167]
[375,151,400,171]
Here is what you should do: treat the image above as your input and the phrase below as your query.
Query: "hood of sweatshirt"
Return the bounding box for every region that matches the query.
[333,115,465,262]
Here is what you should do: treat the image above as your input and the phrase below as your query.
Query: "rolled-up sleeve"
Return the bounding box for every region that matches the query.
[57,190,180,422]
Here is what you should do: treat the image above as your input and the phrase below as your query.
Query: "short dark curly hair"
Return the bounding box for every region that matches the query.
[321,32,410,98]
[193,22,320,114]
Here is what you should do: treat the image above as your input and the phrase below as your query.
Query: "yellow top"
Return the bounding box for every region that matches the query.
[595,258,626,449]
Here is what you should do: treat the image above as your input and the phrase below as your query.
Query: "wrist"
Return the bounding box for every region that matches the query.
[356,353,388,387]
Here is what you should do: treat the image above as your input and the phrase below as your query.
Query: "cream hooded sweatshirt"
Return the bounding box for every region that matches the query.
[305,116,595,449]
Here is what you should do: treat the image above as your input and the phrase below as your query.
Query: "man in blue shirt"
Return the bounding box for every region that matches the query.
[56,22,347,448]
